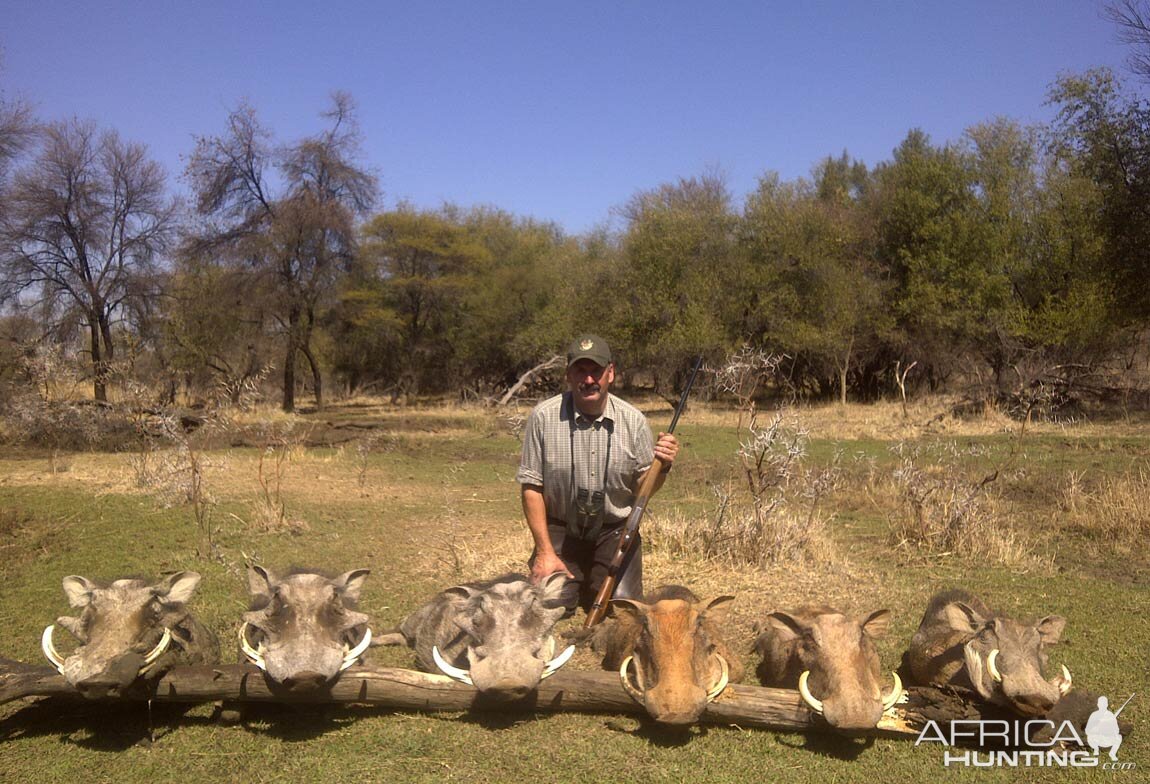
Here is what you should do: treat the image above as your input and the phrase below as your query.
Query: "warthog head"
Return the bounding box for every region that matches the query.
[240,566,373,692]
[599,585,740,725]
[754,606,903,730]
[907,589,1071,717]
[405,574,573,700]
[42,571,215,698]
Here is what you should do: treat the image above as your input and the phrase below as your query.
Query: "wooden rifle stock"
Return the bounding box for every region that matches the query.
[583,356,703,628]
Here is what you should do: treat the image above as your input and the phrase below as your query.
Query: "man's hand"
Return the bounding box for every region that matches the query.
[654,431,679,469]
[529,551,573,585]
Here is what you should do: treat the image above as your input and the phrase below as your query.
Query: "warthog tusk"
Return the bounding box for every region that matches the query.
[987,649,1004,683]
[239,623,268,671]
[882,671,904,711]
[541,644,576,680]
[41,625,66,674]
[432,645,474,685]
[798,670,825,715]
[1055,665,1073,696]
[618,655,645,705]
[706,654,730,702]
[340,628,373,671]
[137,628,174,675]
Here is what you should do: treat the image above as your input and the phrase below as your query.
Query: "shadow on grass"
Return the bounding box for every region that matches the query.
[0,697,206,750]
[777,731,876,761]
[632,720,705,747]
[229,702,388,742]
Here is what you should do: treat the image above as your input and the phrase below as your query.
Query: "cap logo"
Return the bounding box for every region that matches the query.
[581,339,594,350]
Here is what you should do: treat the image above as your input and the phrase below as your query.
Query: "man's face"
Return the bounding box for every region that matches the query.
[566,359,614,413]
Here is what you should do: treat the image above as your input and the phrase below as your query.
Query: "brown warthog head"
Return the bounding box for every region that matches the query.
[907,589,1071,717]
[755,606,903,730]
[42,571,213,698]
[605,586,738,725]
[407,574,574,700]
[240,566,373,692]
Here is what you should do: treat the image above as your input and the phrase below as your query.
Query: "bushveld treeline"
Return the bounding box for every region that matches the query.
[1,69,1149,414]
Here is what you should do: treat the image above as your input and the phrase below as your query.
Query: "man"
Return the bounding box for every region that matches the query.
[516,334,680,615]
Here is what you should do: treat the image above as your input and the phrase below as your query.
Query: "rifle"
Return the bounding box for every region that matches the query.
[583,356,704,628]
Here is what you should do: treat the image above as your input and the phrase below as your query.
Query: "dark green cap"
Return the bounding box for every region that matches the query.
[566,334,612,367]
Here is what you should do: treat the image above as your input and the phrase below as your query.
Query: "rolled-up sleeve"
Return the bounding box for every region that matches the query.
[516,407,545,486]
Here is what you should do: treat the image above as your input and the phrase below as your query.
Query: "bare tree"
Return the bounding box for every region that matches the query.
[0,95,35,183]
[1106,1,1150,80]
[0,119,178,401]
[186,93,377,412]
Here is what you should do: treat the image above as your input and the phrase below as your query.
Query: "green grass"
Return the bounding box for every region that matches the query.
[1,402,1148,783]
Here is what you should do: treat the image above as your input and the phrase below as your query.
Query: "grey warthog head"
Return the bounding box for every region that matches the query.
[400,574,574,700]
[754,606,903,730]
[240,566,373,692]
[596,585,743,725]
[906,589,1071,716]
[42,571,217,698]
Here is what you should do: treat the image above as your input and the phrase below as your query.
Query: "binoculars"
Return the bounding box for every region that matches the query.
[568,487,606,540]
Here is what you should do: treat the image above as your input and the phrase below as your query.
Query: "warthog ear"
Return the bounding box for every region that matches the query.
[943,601,987,634]
[247,566,275,600]
[538,572,568,607]
[445,585,481,601]
[62,576,96,608]
[157,571,202,605]
[335,569,371,603]
[1035,615,1067,645]
[700,595,736,622]
[609,598,646,624]
[766,611,806,641]
[860,609,892,639]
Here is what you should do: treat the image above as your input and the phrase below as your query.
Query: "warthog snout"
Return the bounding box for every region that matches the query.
[77,652,145,696]
[281,670,329,692]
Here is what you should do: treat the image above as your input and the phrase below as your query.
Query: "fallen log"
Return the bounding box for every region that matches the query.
[494,355,564,407]
[0,656,1016,740]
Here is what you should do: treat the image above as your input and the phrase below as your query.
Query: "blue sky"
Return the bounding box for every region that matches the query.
[2,1,1136,235]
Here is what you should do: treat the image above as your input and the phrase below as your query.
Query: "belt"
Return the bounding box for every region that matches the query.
[548,515,626,540]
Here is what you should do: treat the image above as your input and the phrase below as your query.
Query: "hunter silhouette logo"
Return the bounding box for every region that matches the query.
[1087,694,1133,761]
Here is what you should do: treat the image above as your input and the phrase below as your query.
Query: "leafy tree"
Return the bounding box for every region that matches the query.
[618,173,736,389]
[741,159,886,403]
[869,130,998,389]
[357,205,488,397]
[449,207,574,393]
[0,119,178,401]
[165,253,277,402]
[186,93,377,411]
[1047,69,1150,325]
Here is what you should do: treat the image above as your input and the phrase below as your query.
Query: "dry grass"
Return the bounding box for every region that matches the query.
[646,484,837,569]
[655,394,1150,442]
[1059,466,1150,547]
[870,442,1050,571]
